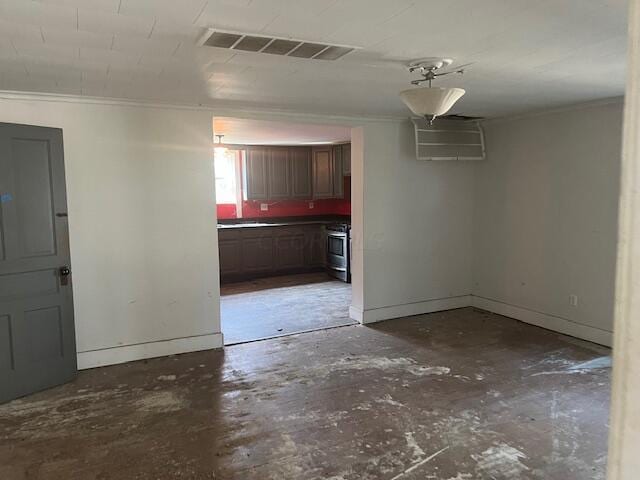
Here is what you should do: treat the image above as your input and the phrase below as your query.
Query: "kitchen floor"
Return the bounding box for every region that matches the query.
[0,308,610,479]
[221,272,355,345]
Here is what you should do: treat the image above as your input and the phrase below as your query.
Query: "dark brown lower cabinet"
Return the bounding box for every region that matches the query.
[218,224,327,283]
[219,236,242,276]
[275,230,306,270]
[309,229,325,267]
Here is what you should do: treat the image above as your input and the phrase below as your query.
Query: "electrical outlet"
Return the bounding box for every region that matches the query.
[309,201,314,209]
[260,203,268,211]
[569,294,578,307]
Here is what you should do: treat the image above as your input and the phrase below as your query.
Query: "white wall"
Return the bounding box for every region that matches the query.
[608,0,640,474]
[7,98,473,357]
[5,94,618,369]
[0,96,221,368]
[472,101,623,346]
[356,120,475,322]
[207,110,476,325]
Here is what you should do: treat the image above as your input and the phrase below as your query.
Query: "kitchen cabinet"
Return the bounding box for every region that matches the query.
[244,144,349,201]
[313,145,344,199]
[244,147,269,200]
[308,227,325,267]
[332,145,344,199]
[267,147,291,199]
[218,230,242,276]
[275,228,306,270]
[290,147,312,198]
[218,224,327,283]
[342,143,351,176]
[240,229,275,273]
[312,146,334,199]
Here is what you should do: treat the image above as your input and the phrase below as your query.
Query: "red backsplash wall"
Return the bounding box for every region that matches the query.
[216,203,238,219]
[217,177,351,219]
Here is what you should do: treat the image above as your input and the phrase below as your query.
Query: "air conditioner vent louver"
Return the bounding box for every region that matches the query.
[262,39,301,56]
[314,46,355,61]
[199,29,358,61]
[289,42,327,59]
[411,118,485,161]
[204,32,242,49]
[233,35,272,52]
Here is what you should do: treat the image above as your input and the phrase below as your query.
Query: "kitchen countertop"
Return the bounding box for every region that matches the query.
[217,216,350,229]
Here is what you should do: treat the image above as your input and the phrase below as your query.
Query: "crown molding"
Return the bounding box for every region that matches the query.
[481,96,624,125]
[0,90,407,125]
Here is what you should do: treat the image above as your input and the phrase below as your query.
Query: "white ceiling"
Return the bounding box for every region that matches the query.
[213,116,350,145]
[0,0,628,118]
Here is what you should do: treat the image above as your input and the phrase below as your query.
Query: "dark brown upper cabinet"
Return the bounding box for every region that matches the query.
[332,145,344,199]
[243,147,269,200]
[290,146,312,199]
[244,144,349,201]
[267,146,291,199]
[312,146,334,199]
[342,143,351,176]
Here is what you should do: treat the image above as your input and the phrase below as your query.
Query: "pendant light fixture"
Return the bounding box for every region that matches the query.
[399,58,467,125]
[214,134,228,156]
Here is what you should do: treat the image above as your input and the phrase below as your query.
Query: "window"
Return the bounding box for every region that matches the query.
[214,148,239,204]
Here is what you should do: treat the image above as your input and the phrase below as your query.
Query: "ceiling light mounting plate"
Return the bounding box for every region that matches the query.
[407,58,453,73]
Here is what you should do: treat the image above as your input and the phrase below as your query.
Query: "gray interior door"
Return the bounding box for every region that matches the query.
[0,122,76,404]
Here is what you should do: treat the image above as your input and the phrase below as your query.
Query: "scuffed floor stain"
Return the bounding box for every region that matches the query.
[472,443,530,477]
[530,355,612,377]
[0,308,610,479]
[320,355,452,377]
[388,445,450,480]
[404,432,425,460]
[568,356,612,371]
[135,391,185,412]
[375,394,406,408]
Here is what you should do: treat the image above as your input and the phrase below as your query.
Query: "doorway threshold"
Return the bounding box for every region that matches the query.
[224,320,357,347]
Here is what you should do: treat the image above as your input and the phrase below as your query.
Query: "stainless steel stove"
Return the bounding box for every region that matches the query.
[325,223,350,283]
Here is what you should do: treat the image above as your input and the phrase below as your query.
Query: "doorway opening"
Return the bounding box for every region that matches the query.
[213,117,357,345]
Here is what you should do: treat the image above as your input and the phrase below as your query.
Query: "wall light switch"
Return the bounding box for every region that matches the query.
[309,201,314,209]
[260,203,268,211]
[569,294,578,307]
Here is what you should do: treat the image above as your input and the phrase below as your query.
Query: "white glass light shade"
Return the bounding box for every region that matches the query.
[399,87,466,118]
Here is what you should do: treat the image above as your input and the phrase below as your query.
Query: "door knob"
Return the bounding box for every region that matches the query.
[59,266,71,286]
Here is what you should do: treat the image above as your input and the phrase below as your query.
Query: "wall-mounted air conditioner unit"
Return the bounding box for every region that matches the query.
[411,117,485,161]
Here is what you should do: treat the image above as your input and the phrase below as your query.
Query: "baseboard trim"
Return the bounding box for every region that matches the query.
[360,295,472,324]
[349,305,364,323]
[471,296,613,347]
[77,333,224,370]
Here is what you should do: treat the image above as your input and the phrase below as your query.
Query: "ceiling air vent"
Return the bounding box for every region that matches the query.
[288,42,328,58]
[233,35,272,52]
[198,29,358,61]
[204,31,242,49]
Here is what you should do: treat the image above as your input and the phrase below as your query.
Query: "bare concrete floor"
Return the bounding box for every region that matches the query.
[221,272,355,345]
[0,308,610,479]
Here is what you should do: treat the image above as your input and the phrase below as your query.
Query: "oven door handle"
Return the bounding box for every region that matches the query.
[327,232,347,238]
